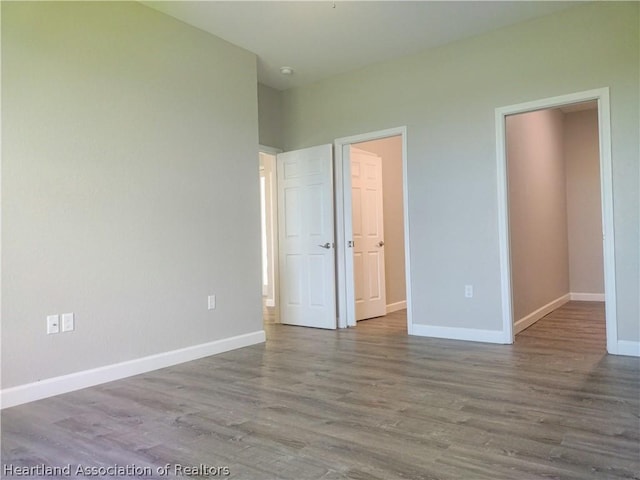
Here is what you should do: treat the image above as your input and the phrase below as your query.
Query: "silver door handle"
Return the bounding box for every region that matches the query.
[377,241,385,247]
[318,242,333,249]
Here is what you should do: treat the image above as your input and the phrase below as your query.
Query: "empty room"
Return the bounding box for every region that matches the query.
[2,2,639,479]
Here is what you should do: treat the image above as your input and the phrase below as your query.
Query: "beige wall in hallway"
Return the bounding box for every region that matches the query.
[507,109,570,322]
[355,136,406,307]
[564,109,604,295]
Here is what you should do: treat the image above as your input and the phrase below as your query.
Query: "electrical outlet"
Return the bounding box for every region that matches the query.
[465,285,473,298]
[47,315,60,335]
[62,313,75,332]
[208,294,216,310]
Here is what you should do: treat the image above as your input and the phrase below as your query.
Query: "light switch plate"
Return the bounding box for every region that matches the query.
[208,295,216,310]
[465,285,473,298]
[62,312,74,332]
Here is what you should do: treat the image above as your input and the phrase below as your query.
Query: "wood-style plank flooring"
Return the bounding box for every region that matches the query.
[2,302,639,479]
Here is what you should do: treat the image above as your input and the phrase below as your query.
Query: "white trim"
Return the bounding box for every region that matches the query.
[0,4,3,406]
[595,90,618,354]
[495,108,514,344]
[259,146,281,323]
[570,292,605,302]
[259,151,279,317]
[615,341,640,357]
[514,294,570,334]
[335,141,353,327]
[411,323,508,344]
[495,88,618,353]
[400,131,412,336]
[386,300,407,314]
[258,144,283,155]
[0,330,266,409]
[334,127,412,333]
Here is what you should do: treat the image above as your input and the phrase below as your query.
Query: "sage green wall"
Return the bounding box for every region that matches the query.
[281,2,639,340]
[258,83,283,149]
[2,2,262,388]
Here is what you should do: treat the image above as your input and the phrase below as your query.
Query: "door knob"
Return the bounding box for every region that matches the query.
[377,241,385,247]
[318,242,333,249]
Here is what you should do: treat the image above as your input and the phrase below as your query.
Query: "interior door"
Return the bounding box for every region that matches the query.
[351,147,386,320]
[277,144,337,329]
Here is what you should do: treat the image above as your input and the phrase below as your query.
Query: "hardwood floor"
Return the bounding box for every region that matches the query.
[2,302,639,479]
[516,300,607,352]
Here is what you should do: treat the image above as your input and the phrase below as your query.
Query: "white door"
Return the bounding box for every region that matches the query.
[277,144,337,329]
[351,147,386,320]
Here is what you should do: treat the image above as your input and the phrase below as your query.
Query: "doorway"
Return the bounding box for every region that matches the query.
[496,88,618,353]
[335,127,412,332]
[507,101,604,340]
[259,146,280,325]
[349,139,406,325]
[261,127,412,332]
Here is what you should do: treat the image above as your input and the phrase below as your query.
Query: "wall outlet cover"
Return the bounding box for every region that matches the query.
[47,315,60,335]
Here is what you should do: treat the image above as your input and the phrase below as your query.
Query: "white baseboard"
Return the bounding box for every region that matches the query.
[514,294,570,334]
[410,321,638,355]
[386,300,407,314]
[0,330,266,409]
[410,323,508,344]
[614,340,640,357]
[570,292,605,302]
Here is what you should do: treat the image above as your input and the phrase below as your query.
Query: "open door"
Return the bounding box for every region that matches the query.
[351,147,386,320]
[277,144,337,329]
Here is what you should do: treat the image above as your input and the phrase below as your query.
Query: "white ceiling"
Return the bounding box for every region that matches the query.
[143,1,582,91]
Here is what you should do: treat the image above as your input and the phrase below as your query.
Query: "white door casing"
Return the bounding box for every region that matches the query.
[259,152,276,307]
[277,144,337,329]
[351,148,386,320]
[495,87,618,351]
[335,127,411,331]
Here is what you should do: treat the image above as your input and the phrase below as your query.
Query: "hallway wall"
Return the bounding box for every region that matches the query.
[564,109,603,296]
[507,109,569,322]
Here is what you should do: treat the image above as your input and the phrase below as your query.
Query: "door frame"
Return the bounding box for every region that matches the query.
[495,87,618,352]
[334,126,412,331]
[259,145,282,323]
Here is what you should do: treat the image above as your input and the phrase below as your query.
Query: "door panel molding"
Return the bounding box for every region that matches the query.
[351,148,386,320]
[277,144,337,330]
